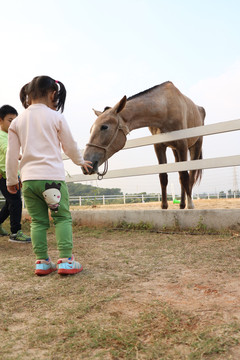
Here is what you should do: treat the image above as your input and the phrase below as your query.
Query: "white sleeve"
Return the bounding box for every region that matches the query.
[6,124,21,186]
[58,116,85,165]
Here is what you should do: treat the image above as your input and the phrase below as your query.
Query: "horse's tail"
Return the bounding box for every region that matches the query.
[194,150,203,185]
[193,106,205,186]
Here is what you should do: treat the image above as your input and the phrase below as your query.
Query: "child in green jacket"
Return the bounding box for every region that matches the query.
[0,105,31,242]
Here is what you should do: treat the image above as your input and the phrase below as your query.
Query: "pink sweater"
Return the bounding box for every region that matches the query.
[6,104,84,186]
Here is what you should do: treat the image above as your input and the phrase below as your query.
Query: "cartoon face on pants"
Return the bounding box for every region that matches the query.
[42,182,61,212]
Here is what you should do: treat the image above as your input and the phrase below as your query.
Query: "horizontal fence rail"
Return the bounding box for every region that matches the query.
[65,156,240,182]
[64,118,240,183]
[124,118,240,149]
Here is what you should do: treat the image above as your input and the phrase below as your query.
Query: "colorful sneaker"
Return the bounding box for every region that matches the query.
[0,225,8,236]
[9,230,31,243]
[35,258,57,276]
[57,255,83,275]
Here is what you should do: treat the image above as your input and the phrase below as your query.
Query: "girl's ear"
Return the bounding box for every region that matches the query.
[50,91,57,102]
[49,91,58,110]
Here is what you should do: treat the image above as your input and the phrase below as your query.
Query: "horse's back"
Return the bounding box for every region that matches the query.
[148,82,205,146]
[166,83,205,125]
[152,82,205,127]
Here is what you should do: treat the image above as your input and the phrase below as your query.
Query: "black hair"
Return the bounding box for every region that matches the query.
[19,75,66,112]
[0,105,18,119]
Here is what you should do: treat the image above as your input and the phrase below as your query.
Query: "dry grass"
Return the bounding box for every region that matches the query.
[1,218,240,359]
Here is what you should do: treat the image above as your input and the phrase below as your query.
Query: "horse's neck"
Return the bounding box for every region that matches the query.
[121,99,161,131]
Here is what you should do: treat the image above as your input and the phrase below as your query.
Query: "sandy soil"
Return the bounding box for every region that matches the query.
[71,198,240,211]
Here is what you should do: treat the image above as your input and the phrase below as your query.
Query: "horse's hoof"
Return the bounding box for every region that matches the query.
[180,203,186,209]
[186,197,194,209]
[161,204,168,210]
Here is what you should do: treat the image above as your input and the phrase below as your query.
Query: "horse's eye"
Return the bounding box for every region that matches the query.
[100,125,108,131]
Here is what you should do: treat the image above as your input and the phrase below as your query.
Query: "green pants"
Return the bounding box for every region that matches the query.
[22,180,73,260]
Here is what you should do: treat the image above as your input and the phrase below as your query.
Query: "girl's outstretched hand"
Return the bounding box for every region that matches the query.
[7,184,20,194]
[81,160,92,173]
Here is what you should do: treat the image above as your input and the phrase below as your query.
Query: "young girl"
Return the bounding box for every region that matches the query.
[6,75,92,276]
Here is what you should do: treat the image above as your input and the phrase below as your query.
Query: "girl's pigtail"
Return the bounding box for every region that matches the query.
[56,81,66,112]
[19,83,30,108]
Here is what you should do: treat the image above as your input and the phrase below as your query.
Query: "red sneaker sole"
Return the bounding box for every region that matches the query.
[58,266,83,275]
[35,268,57,276]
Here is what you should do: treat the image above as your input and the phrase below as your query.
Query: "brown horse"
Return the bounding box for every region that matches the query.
[83,81,206,209]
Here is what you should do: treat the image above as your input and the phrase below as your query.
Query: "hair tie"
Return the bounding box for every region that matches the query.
[55,80,59,84]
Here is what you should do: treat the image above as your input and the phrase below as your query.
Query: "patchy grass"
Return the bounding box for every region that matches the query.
[0,219,240,359]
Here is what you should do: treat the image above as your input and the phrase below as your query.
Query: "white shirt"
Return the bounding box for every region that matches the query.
[6,104,84,185]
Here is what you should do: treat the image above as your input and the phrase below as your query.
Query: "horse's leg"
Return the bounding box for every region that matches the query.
[189,137,203,193]
[153,144,168,209]
[176,141,194,209]
[172,149,186,209]
[181,173,194,209]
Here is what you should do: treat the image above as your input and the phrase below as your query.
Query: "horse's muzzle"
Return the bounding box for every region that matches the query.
[82,160,98,175]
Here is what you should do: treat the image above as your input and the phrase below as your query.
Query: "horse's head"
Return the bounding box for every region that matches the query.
[82,96,129,175]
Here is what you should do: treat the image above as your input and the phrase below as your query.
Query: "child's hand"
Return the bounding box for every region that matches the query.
[7,184,20,194]
[81,160,92,173]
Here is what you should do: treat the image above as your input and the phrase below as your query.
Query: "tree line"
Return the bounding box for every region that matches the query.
[66,182,122,196]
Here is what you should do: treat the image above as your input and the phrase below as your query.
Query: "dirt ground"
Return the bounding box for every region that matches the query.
[1,201,240,359]
[73,198,240,211]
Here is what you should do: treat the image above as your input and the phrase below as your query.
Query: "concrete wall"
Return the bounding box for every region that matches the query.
[70,208,240,231]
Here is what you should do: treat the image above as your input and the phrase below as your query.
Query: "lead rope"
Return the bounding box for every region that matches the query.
[97,160,108,180]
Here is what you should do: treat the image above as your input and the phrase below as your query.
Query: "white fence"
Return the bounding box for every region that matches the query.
[64,118,240,183]
[68,191,240,206]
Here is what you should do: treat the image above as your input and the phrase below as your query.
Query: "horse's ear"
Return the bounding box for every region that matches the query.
[92,108,102,117]
[112,96,127,114]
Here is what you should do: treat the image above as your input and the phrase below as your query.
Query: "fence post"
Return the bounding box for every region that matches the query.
[123,194,126,204]
[103,195,105,205]
[142,194,144,203]
[79,196,81,206]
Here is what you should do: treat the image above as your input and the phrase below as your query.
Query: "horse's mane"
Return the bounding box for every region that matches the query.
[102,81,172,111]
[127,81,171,101]
[103,106,111,112]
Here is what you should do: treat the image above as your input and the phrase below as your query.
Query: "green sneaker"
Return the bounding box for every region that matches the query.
[9,230,31,243]
[0,225,8,236]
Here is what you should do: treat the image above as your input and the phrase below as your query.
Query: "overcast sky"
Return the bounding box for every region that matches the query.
[1,0,240,194]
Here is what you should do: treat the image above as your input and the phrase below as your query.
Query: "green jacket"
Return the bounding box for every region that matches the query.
[0,130,8,178]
